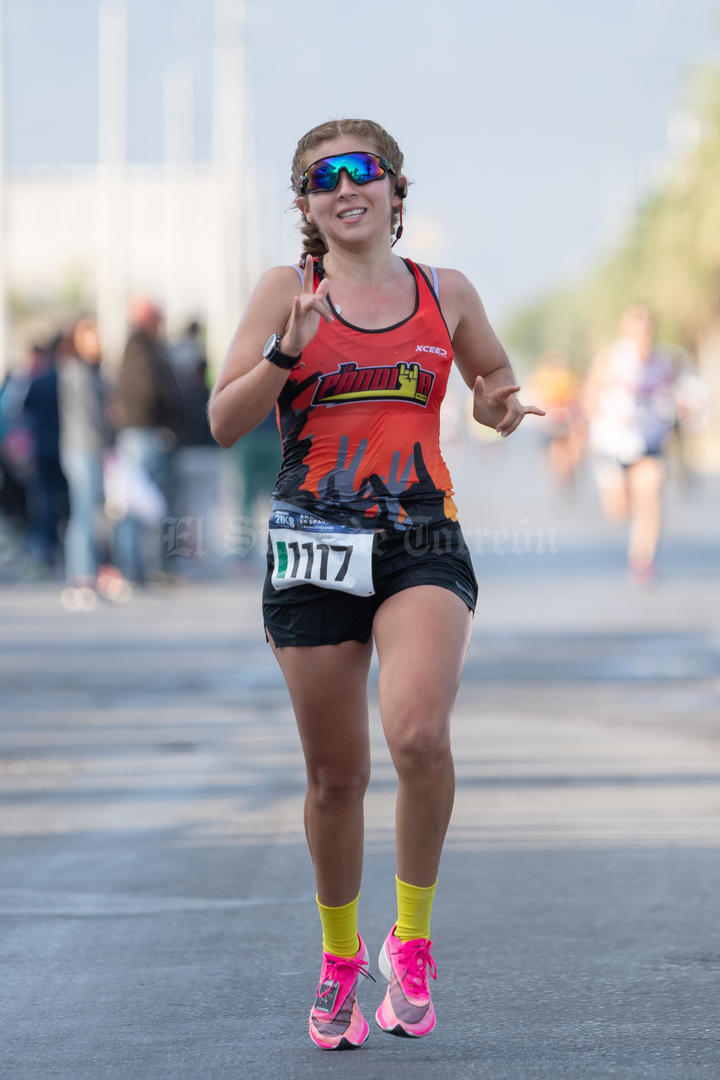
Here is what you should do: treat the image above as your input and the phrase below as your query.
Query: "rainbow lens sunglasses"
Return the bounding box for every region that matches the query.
[299,151,396,195]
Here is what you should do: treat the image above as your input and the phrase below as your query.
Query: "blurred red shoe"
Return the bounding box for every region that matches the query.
[96,564,132,604]
[629,557,658,585]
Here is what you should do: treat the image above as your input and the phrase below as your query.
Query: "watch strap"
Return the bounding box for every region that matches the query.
[264,332,301,369]
[266,346,302,370]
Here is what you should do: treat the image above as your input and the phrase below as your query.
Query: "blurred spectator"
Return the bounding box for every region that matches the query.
[0,358,35,540]
[168,320,213,447]
[529,348,585,489]
[57,317,114,610]
[583,305,678,583]
[110,298,183,585]
[165,320,221,573]
[227,406,282,571]
[21,338,69,573]
[666,350,711,489]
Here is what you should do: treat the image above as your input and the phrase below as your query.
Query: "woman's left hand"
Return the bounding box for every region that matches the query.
[473,375,546,437]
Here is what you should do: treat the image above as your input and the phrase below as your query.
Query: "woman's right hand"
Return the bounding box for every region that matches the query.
[280,256,334,355]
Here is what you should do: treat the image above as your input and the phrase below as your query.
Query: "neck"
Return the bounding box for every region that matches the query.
[323,241,402,285]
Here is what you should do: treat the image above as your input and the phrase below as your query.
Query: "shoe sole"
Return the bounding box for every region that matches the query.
[320,1036,365,1050]
[309,1024,369,1051]
[375,1004,426,1039]
[378,1020,417,1038]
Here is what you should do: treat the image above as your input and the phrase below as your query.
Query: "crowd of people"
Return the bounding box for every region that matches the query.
[0,303,230,608]
[0,294,708,607]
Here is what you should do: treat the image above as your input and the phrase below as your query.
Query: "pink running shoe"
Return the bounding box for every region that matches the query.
[309,936,375,1050]
[375,926,438,1038]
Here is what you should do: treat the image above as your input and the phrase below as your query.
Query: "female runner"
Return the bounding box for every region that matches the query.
[209,118,544,1050]
[583,305,679,583]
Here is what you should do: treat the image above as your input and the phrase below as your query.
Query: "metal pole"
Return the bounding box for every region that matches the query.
[208,0,248,372]
[97,0,128,367]
[163,63,194,338]
[242,66,263,290]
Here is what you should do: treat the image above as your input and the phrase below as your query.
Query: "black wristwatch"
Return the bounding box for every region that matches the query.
[263,332,302,370]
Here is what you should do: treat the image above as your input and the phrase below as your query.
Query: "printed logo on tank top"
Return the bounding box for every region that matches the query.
[311,360,436,407]
[416,344,448,356]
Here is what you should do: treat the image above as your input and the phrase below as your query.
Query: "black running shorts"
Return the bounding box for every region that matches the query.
[262,520,478,647]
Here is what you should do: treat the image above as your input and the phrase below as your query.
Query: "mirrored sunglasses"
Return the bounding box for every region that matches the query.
[299,151,396,195]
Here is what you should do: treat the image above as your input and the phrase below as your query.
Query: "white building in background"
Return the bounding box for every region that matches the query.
[5,164,245,363]
[1,0,265,374]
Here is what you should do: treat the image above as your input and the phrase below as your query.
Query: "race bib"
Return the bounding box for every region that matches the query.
[269,508,375,596]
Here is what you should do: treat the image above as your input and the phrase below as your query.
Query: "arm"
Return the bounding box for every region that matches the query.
[208,260,333,447]
[208,267,301,446]
[438,269,544,436]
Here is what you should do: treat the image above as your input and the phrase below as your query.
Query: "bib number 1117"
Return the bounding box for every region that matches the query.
[269,527,374,596]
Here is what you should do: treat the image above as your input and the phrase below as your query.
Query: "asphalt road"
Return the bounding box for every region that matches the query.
[2,437,720,1079]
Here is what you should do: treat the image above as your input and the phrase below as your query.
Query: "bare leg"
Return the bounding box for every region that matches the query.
[269,636,374,907]
[596,467,630,522]
[626,455,665,566]
[373,586,472,886]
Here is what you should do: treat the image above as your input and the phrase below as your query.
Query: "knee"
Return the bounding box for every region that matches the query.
[602,492,628,521]
[388,722,451,779]
[306,763,370,812]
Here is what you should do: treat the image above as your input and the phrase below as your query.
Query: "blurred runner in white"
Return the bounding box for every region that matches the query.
[584,305,677,583]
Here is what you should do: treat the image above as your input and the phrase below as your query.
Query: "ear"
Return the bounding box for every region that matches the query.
[392,174,408,205]
[295,195,311,222]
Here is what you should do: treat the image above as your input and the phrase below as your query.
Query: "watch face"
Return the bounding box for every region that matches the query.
[263,332,281,359]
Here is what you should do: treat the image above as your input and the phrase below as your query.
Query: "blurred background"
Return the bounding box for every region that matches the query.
[0,0,718,596]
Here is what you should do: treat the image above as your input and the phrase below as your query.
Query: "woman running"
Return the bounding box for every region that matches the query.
[209,118,544,1050]
[583,305,678,583]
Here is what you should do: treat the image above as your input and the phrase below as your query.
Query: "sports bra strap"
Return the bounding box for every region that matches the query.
[291,263,304,284]
[430,265,439,298]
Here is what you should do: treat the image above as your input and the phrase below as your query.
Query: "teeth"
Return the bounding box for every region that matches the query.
[339,209,365,219]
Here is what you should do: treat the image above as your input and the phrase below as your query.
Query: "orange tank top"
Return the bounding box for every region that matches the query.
[273,258,458,530]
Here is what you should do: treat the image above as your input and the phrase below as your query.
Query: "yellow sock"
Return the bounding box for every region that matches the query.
[395,875,437,942]
[316,894,360,957]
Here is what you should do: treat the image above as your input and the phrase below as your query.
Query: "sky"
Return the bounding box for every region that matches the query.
[3,0,720,325]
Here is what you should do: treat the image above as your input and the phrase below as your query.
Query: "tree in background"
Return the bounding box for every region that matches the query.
[503,64,720,469]
[504,65,720,364]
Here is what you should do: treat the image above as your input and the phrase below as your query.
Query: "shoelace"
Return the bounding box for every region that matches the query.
[316,950,376,1000]
[396,938,438,996]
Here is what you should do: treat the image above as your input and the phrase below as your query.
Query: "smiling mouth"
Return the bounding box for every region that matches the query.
[338,208,366,220]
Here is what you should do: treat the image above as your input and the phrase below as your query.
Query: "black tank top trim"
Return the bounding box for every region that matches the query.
[316,256,421,335]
